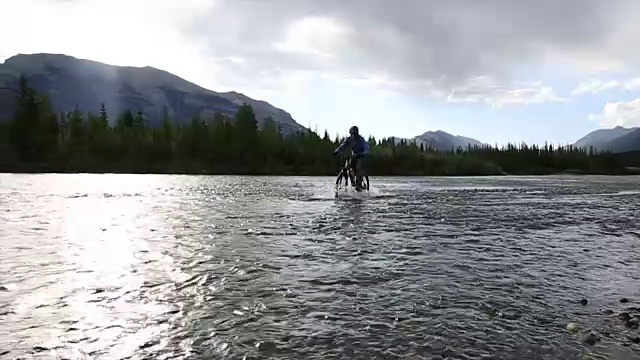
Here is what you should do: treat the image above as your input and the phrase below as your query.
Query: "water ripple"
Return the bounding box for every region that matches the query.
[1,174,640,359]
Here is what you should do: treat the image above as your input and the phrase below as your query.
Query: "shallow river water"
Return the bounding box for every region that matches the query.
[1,174,640,360]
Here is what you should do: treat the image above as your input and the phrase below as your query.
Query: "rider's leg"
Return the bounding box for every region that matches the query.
[353,158,362,190]
[356,157,367,190]
[347,159,356,186]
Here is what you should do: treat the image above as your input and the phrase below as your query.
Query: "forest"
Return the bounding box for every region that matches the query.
[0,76,630,176]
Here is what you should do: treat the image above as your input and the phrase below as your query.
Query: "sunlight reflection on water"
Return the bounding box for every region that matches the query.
[1,174,640,359]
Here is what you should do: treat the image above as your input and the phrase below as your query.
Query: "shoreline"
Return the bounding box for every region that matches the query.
[1,169,636,177]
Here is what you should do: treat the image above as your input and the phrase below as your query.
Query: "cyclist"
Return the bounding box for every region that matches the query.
[333,125,370,191]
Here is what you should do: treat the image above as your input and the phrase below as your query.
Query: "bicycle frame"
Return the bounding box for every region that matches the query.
[335,156,370,191]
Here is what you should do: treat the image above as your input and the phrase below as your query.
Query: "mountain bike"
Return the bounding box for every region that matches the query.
[335,155,370,192]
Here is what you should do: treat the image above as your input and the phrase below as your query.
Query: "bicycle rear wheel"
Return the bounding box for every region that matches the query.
[355,175,370,191]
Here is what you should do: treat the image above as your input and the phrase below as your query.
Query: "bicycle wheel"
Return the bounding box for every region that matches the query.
[357,175,369,191]
[353,175,367,192]
[335,170,344,186]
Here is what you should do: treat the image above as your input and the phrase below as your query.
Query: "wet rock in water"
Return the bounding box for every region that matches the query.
[256,341,277,352]
[603,309,615,315]
[0,285,9,291]
[566,322,581,334]
[619,312,631,322]
[620,298,630,303]
[579,299,588,306]
[627,336,640,344]
[441,346,455,358]
[582,332,600,345]
[497,309,521,320]
[401,354,424,360]
[626,318,640,329]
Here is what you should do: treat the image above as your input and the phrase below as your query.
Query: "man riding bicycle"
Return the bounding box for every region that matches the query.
[333,125,370,190]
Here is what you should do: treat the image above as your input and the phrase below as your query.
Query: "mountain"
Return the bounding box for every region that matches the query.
[598,128,640,153]
[389,130,484,151]
[0,53,307,134]
[572,125,640,153]
[573,126,637,150]
[414,130,484,150]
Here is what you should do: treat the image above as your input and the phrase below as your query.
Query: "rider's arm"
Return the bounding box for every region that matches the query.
[333,138,349,155]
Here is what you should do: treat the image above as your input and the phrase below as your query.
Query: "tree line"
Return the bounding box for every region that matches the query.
[0,76,628,176]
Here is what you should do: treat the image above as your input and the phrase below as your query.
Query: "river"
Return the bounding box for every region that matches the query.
[1,174,640,359]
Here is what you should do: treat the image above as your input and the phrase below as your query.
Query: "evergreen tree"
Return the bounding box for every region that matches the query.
[0,76,630,176]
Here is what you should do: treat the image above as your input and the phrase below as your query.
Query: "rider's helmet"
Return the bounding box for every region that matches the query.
[349,125,359,136]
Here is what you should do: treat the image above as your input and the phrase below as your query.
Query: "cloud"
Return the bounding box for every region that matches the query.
[272,16,350,59]
[589,98,640,127]
[446,76,567,107]
[572,77,640,95]
[4,0,640,106]
[0,0,220,87]
[185,0,640,96]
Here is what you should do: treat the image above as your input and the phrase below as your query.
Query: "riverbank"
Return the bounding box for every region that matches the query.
[0,163,634,177]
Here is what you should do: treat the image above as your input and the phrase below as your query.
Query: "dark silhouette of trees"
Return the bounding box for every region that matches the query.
[0,76,627,175]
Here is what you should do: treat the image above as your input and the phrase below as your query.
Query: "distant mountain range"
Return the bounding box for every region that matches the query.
[0,53,485,150]
[0,53,306,134]
[573,126,640,153]
[389,130,485,151]
[5,53,640,155]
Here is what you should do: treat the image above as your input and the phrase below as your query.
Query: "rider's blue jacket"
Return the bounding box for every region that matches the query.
[333,135,370,158]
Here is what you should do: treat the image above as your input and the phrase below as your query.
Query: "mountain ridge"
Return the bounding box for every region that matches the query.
[387,130,485,152]
[4,54,640,154]
[0,53,306,134]
[0,53,487,149]
[572,125,640,153]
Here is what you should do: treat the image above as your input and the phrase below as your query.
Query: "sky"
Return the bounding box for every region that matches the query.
[3,0,640,146]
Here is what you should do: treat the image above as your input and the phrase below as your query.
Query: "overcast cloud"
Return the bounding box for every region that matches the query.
[6,0,640,101]
[182,0,640,98]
